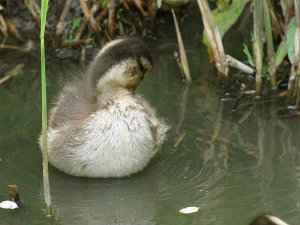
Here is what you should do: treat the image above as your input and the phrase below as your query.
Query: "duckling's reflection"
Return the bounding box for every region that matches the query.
[49,164,159,225]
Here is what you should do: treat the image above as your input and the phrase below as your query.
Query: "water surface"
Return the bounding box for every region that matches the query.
[1,22,300,225]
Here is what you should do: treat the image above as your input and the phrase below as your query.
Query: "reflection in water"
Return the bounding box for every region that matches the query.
[49,167,158,225]
[175,84,190,135]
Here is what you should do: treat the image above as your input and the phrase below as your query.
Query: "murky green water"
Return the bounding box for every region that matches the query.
[1,25,300,225]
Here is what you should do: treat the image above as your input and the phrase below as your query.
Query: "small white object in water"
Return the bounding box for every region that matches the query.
[0,200,19,209]
[179,206,199,214]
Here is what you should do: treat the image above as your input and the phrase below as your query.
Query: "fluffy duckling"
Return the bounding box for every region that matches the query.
[250,214,289,225]
[42,38,169,178]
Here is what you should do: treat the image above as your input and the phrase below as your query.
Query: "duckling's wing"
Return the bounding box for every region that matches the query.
[49,77,95,128]
[136,95,170,149]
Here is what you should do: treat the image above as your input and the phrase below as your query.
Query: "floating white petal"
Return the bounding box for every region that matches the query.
[0,200,19,209]
[179,206,199,214]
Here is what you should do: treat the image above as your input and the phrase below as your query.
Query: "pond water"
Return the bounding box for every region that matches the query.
[1,14,300,225]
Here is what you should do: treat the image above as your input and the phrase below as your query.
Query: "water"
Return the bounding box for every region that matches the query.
[1,26,300,225]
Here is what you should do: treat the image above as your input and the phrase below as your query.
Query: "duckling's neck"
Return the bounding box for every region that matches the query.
[96,84,135,106]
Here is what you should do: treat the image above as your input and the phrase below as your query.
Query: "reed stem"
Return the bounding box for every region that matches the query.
[287,0,300,104]
[253,0,263,96]
[197,0,228,77]
[295,0,300,105]
[263,0,277,89]
[171,9,192,83]
[40,0,52,216]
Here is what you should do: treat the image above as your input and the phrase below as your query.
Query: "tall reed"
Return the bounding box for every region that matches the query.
[253,0,263,96]
[294,0,300,105]
[263,0,277,90]
[197,0,228,77]
[171,9,192,83]
[40,0,52,216]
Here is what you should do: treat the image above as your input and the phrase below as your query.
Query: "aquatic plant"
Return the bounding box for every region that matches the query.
[171,9,192,83]
[197,0,229,77]
[197,0,300,107]
[263,0,277,89]
[253,0,263,96]
[197,0,253,78]
[287,0,300,105]
[40,0,52,216]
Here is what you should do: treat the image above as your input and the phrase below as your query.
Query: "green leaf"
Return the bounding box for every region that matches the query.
[165,0,187,5]
[202,0,251,48]
[243,43,255,67]
[287,16,295,63]
[262,65,268,77]
[40,0,49,38]
[71,17,82,31]
[275,40,288,68]
[212,0,252,37]
[217,0,230,11]
[101,0,109,8]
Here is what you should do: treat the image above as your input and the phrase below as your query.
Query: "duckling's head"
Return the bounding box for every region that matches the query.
[87,38,152,95]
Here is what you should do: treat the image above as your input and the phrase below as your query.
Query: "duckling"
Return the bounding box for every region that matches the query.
[250,214,289,225]
[41,38,169,178]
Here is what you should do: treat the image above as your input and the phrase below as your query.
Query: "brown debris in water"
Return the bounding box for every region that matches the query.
[0,63,24,85]
[8,184,20,202]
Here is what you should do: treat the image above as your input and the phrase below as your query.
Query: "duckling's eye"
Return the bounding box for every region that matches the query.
[140,66,147,74]
[129,67,139,76]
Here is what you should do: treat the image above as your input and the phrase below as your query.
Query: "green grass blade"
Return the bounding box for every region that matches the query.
[40,0,52,216]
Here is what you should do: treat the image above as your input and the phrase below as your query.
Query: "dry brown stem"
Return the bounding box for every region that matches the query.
[4,17,26,42]
[253,0,263,96]
[0,44,23,51]
[147,0,157,18]
[133,0,148,17]
[0,64,24,85]
[56,0,73,36]
[197,0,228,77]
[226,55,254,74]
[75,3,102,41]
[171,9,192,83]
[0,14,7,36]
[96,7,108,22]
[25,0,40,26]
[174,132,187,148]
[74,20,88,41]
[108,0,116,37]
[79,0,99,33]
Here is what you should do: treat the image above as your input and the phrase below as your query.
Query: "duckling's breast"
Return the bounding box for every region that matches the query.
[47,95,165,178]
